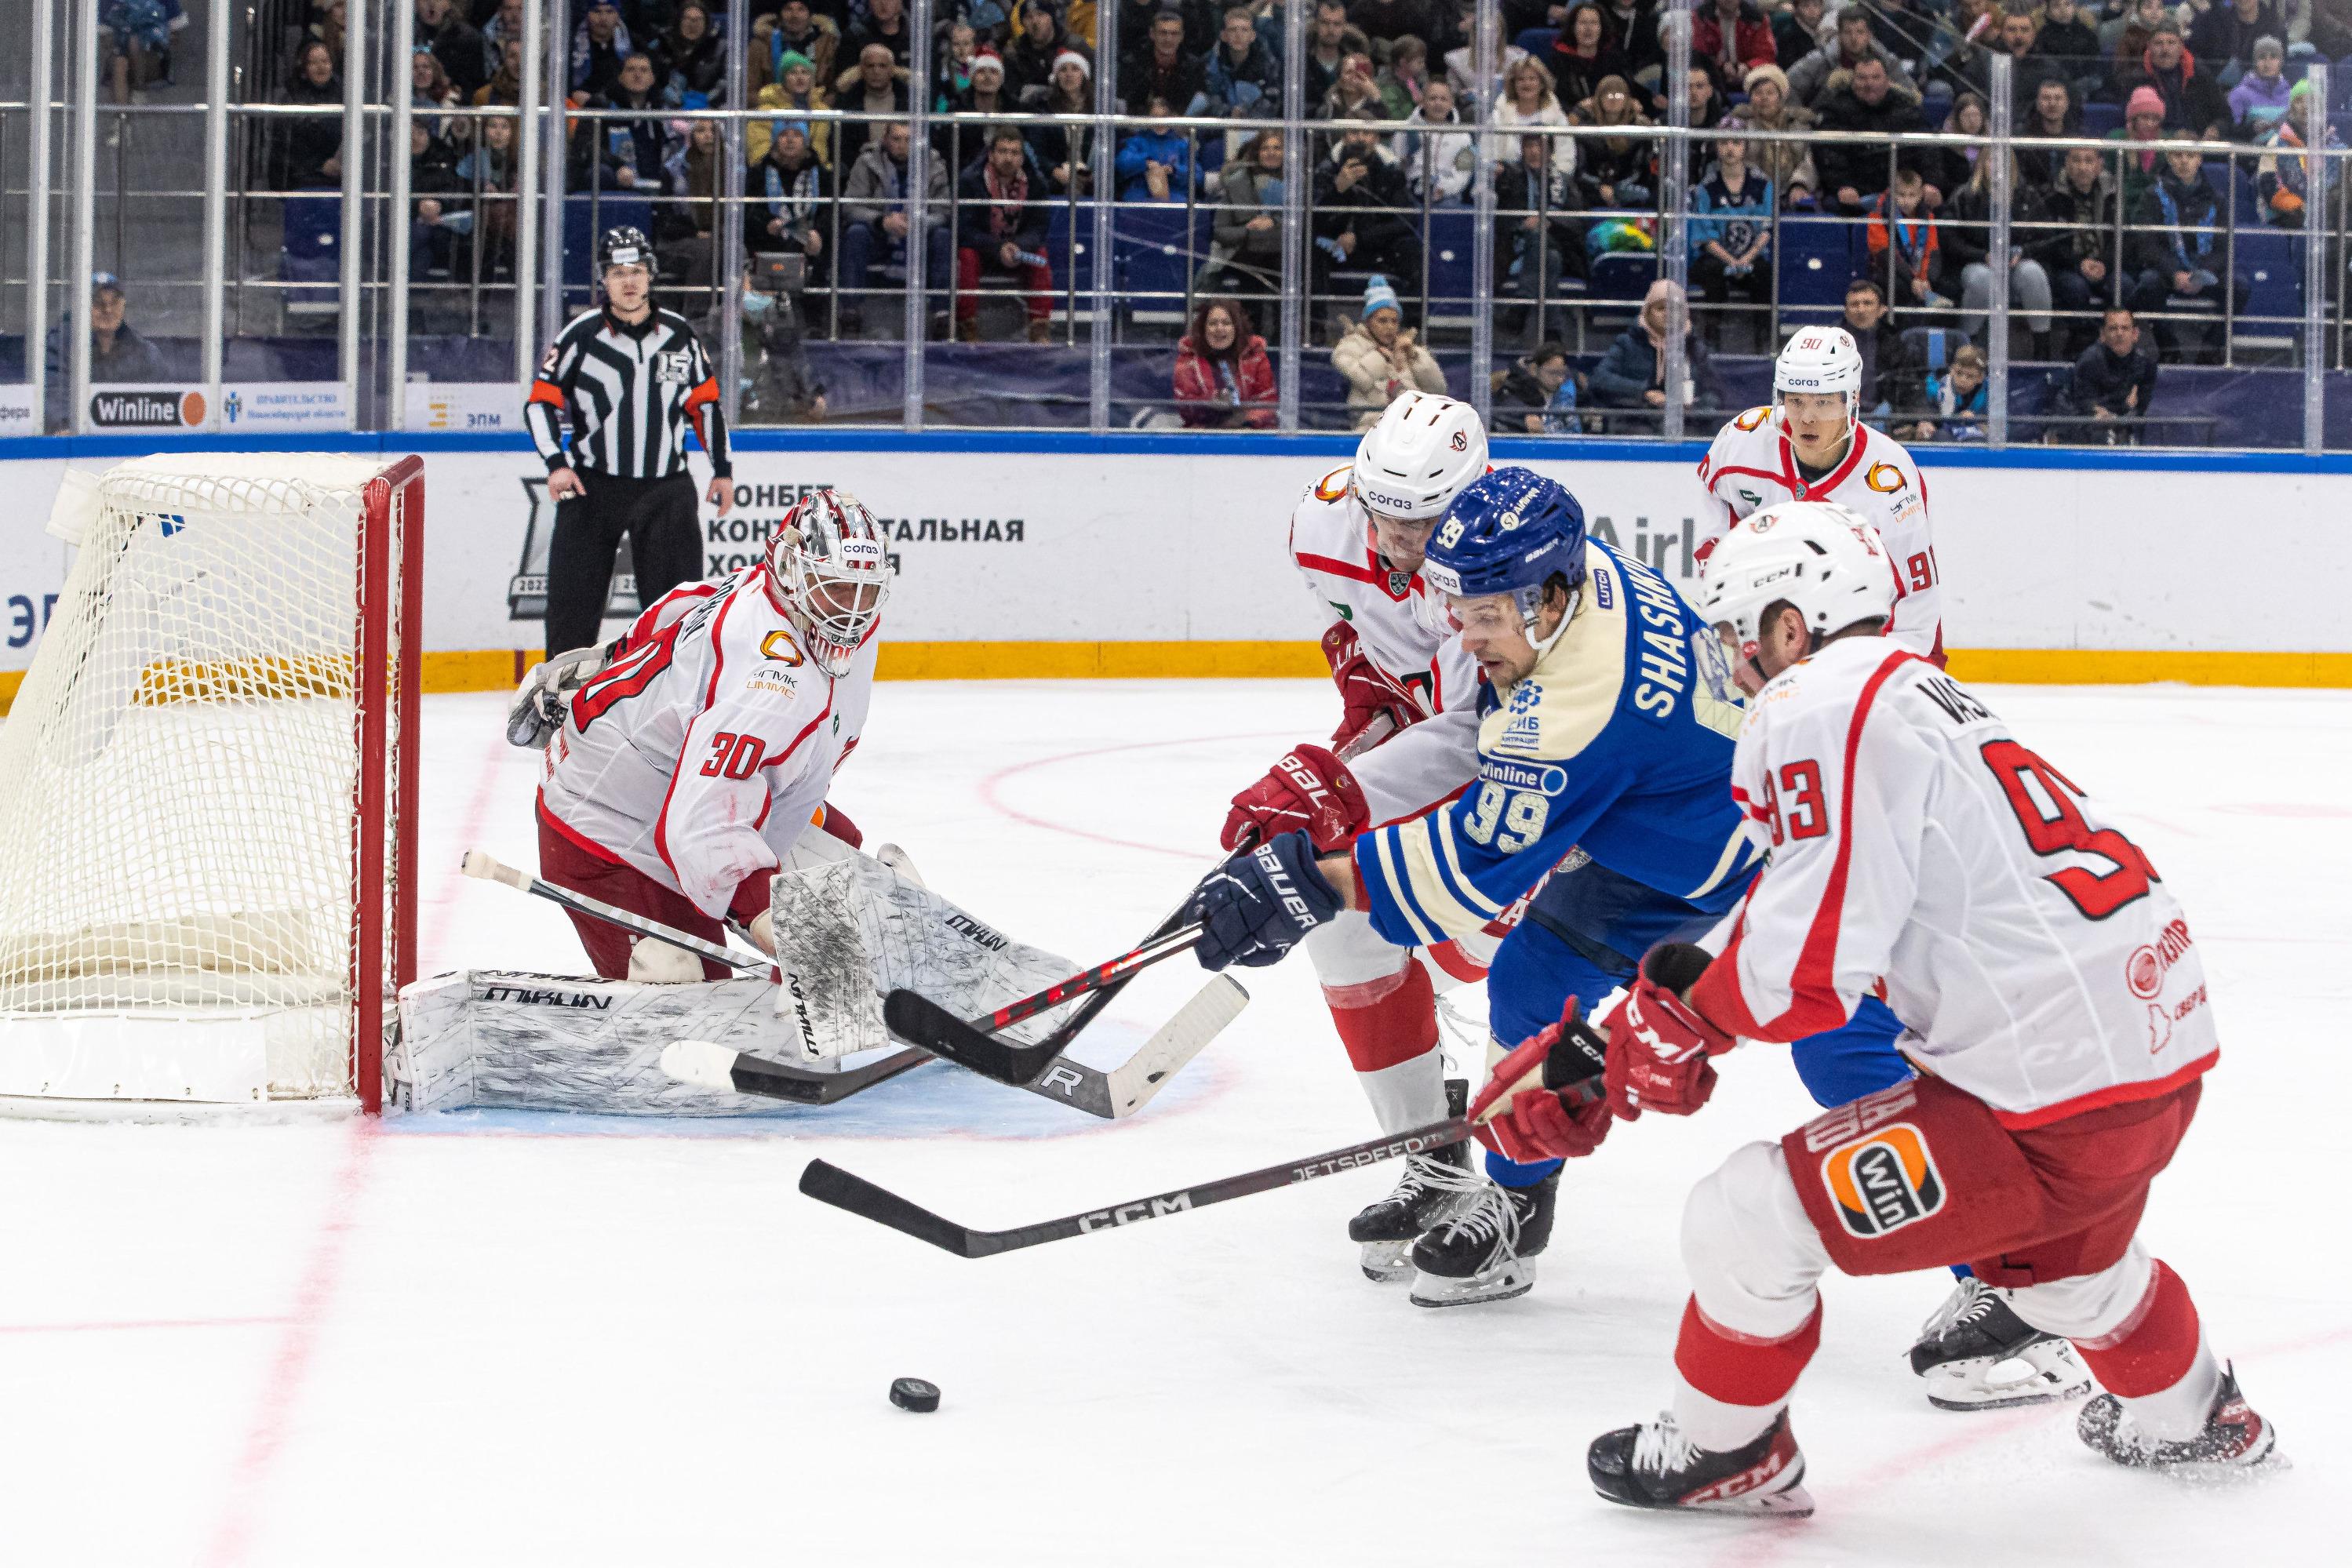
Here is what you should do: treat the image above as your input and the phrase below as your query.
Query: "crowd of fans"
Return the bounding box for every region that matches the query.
[83,0,2352,433]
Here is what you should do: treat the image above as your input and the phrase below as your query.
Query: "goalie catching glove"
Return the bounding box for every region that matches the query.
[1321,623,1425,752]
[1467,997,1612,1164]
[1597,943,1733,1120]
[506,642,613,748]
[1220,744,1370,853]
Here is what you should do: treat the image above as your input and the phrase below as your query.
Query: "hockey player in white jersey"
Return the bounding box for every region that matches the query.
[524,489,889,980]
[1469,503,2274,1515]
[1217,391,1502,1281]
[1698,328,1944,658]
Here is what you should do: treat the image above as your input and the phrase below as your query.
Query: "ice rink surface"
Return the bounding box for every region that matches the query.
[2,679,2343,1566]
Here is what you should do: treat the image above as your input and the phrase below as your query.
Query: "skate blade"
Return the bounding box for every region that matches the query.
[1689,1482,1815,1519]
[1408,1259,1535,1308]
[1924,1351,2092,1412]
[1358,1240,1414,1283]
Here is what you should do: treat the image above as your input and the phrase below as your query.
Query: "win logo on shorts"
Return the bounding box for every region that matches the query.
[1822,1123,1945,1239]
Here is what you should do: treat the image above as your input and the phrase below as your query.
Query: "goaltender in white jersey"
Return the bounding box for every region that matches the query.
[1698,328,1943,659]
[528,489,890,978]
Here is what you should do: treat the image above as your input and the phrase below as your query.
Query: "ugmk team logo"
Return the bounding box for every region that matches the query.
[1821,1122,1945,1239]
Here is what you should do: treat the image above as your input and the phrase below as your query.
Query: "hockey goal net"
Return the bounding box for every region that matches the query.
[0,453,421,1112]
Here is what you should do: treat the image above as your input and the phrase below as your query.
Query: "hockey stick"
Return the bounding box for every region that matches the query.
[460,851,771,973]
[666,971,1247,1119]
[802,1014,1608,1257]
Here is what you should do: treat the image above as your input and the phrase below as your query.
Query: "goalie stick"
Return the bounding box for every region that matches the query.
[461,851,771,973]
[799,1022,1608,1257]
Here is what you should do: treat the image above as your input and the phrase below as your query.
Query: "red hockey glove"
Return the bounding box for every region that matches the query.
[1322,623,1424,753]
[1600,944,1734,1121]
[1219,744,1370,853]
[815,801,864,849]
[1469,997,1613,1164]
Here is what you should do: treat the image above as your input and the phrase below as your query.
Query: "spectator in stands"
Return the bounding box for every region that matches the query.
[1333,275,1447,427]
[770,1,842,90]
[2190,0,2283,85]
[572,1,629,99]
[2016,78,2080,186]
[454,112,520,276]
[2309,0,2352,57]
[2110,85,2171,209]
[1569,74,1653,208]
[475,37,524,105]
[270,40,345,191]
[2230,37,2293,138]
[1553,4,1634,111]
[1115,0,1218,66]
[1922,0,2001,101]
[752,53,832,168]
[2066,306,2158,439]
[1774,0,1830,71]
[655,118,719,287]
[844,0,915,71]
[1815,55,1928,215]
[749,121,832,275]
[935,21,981,107]
[2257,78,2341,224]
[2099,0,2170,79]
[1684,63,1731,130]
[1173,297,1278,427]
[1789,6,1918,109]
[1495,131,1589,334]
[1447,2,1529,99]
[839,120,952,335]
[2041,144,2124,349]
[956,125,1058,342]
[408,118,464,279]
[2032,0,2104,100]
[835,45,912,176]
[1124,8,1209,114]
[1354,0,1440,45]
[1491,340,1584,434]
[728,258,828,422]
[958,48,1016,119]
[1202,6,1282,118]
[1916,90,1986,202]
[1119,93,1200,198]
[412,48,459,129]
[657,3,727,108]
[1973,11,2066,113]
[1312,123,1422,311]
[1946,152,2056,355]
[99,1,187,107]
[1404,78,1478,203]
[308,0,345,56]
[44,274,168,409]
[1205,129,1285,296]
[2114,22,2230,138]
[1904,340,1989,441]
[1325,50,1392,120]
[1007,2,1092,104]
[1596,0,1666,91]
[1029,53,1099,192]
[596,53,677,192]
[1693,0,1777,83]
[2128,144,2247,361]
[1690,133,1773,350]
[1496,56,1577,175]
[1589,278,1725,425]
[1310,1,1371,104]
[1729,62,1819,203]
[1840,277,1921,418]
[417,0,490,100]
[1377,38,1433,118]
[1869,166,1950,309]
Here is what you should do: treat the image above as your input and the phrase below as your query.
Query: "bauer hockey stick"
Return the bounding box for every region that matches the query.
[800,1016,1608,1257]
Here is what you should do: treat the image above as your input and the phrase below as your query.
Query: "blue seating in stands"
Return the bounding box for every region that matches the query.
[279,196,340,318]
[1587,250,1657,300]
[562,196,654,292]
[1513,27,1560,57]
[2237,228,2303,335]
[1776,214,1857,313]
[1425,209,1477,311]
[1112,203,1207,318]
[2082,101,2123,136]
[2329,56,2352,111]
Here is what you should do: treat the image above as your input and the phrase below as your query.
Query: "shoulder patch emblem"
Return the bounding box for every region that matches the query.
[761,630,805,666]
[1313,465,1352,504]
[1865,461,1908,494]
[1734,406,1771,431]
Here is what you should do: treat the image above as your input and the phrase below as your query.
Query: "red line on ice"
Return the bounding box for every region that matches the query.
[198,1119,380,1568]
[978,730,1296,860]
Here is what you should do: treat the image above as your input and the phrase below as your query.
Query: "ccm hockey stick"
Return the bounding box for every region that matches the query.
[666,970,1247,1119]
[799,1019,1607,1257]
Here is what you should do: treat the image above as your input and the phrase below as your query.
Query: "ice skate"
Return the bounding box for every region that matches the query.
[1406,1170,1556,1308]
[1348,1084,1476,1281]
[2077,1365,2279,1475]
[1588,1410,1815,1517]
[1909,1277,2092,1410]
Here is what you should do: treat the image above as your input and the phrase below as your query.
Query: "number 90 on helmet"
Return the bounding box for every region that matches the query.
[1352,392,1488,521]
[762,489,893,675]
[1774,327,1862,435]
[1420,466,1587,626]
[1697,500,1895,663]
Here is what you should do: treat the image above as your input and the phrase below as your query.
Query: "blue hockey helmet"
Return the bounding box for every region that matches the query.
[1420,467,1588,624]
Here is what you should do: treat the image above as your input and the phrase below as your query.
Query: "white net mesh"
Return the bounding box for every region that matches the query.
[0,453,413,1104]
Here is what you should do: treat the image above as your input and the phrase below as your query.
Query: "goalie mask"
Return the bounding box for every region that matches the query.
[763,489,891,675]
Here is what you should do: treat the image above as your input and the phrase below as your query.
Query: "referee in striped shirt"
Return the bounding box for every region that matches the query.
[525,226,734,659]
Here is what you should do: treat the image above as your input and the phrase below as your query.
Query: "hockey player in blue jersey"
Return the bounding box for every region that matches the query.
[1184,467,1921,1309]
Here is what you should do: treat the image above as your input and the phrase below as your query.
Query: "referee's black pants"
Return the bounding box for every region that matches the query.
[544,470,705,659]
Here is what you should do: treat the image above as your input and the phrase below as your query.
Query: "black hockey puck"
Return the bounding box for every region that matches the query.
[889,1377,941,1413]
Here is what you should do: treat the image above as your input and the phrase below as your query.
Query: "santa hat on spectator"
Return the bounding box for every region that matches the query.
[972,49,1006,78]
[1360,274,1403,322]
[1054,49,1092,80]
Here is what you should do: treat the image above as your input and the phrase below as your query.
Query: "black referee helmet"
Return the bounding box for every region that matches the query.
[597,225,657,280]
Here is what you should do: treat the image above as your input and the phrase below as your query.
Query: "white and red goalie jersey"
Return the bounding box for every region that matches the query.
[1697,410,1943,659]
[1288,463,1480,823]
[1689,637,2215,1129]
[537,566,876,922]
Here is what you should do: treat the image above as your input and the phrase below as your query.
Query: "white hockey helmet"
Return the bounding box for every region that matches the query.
[1698,500,1896,664]
[1352,391,1488,522]
[763,489,892,676]
[1773,326,1862,435]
